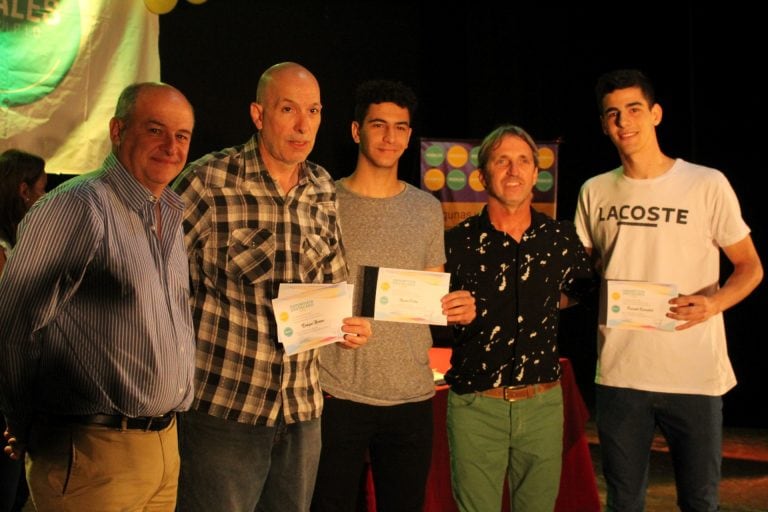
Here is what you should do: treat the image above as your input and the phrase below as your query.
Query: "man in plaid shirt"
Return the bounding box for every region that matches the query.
[173,62,371,512]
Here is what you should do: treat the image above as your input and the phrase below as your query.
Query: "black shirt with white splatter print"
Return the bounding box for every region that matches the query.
[445,207,595,394]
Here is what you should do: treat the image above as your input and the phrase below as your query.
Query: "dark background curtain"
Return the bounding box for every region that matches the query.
[52,2,763,426]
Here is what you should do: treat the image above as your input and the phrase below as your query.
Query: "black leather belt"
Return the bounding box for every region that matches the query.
[65,412,175,431]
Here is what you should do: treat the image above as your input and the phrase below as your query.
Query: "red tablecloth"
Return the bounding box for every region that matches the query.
[366,348,600,512]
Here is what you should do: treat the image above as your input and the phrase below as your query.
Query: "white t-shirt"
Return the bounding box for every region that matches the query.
[574,159,750,395]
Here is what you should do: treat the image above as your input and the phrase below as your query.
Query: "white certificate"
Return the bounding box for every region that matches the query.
[373,268,450,325]
[605,280,678,331]
[272,283,352,355]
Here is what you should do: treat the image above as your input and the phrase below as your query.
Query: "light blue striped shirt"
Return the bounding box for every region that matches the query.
[0,154,195,434]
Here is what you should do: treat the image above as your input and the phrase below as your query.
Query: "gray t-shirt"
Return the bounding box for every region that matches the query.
[318,179,445,405]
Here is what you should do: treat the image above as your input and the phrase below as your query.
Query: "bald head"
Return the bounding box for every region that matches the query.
[250,62,322,175]
[114,82,193,125]
[256,62,318,104]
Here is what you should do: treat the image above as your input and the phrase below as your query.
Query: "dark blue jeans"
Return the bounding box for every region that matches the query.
[312,397,433,512]
[177,409,321,512]
[596,385,722,512]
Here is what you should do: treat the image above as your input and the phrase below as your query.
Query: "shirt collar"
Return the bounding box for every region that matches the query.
[102,153,183,212]
[477,205,549,238]
[244,134,320,188]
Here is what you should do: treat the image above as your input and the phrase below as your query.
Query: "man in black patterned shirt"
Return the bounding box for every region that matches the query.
[444,124,594,512]
[173,62,371,512]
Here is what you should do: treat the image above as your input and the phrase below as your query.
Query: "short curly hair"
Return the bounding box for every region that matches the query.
[353,80,417,125]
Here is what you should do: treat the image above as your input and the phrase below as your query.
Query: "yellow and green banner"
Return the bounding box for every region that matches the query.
[1,0,160,173]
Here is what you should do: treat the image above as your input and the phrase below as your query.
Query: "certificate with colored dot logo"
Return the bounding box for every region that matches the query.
[272,283,352,355]
[361,266,450,325]
[606,280,678,331]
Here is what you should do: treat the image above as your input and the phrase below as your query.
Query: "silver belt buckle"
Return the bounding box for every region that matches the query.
[502,384,526,402]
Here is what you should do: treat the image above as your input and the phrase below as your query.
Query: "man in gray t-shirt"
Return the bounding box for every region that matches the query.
[312,80,475,512]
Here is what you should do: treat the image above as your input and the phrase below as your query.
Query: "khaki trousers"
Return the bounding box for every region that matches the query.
[26,416,179,512]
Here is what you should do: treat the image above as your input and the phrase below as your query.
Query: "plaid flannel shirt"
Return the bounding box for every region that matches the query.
[173,135,347,425]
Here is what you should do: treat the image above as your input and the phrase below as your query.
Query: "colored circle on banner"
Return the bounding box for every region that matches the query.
[0,0,81,107]
[446,145,469,168]
[468,169,485,192]
[144,0,178,14]
[423,168,446,191]
[446,169,467,191]
[470,146,480,167]
[424,144,445,166]
[539,147,555,169]
[536,171,554,192]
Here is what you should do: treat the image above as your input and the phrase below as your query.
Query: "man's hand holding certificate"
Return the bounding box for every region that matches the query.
[272,283,353,355]
[606,280,679,331]
[361,267,451,325]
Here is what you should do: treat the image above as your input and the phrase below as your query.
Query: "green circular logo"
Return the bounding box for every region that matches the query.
[536,171,554,192]
[470,146,480,167]
[611,305,620,313]
[283,327,294,337]
[446,169,466,191]
[0,0,81,107]
[424,144,445,166]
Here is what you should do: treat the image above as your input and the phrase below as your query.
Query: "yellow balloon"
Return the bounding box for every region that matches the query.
[187,0,208,4]
[144,0,178,15]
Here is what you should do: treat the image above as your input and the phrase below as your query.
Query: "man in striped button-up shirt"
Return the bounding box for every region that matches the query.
[0,82,196,511]
[174,62,371,512]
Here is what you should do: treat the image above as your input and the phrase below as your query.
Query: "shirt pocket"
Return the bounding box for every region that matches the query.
[300,232,335,283]
[226,228,275,284]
